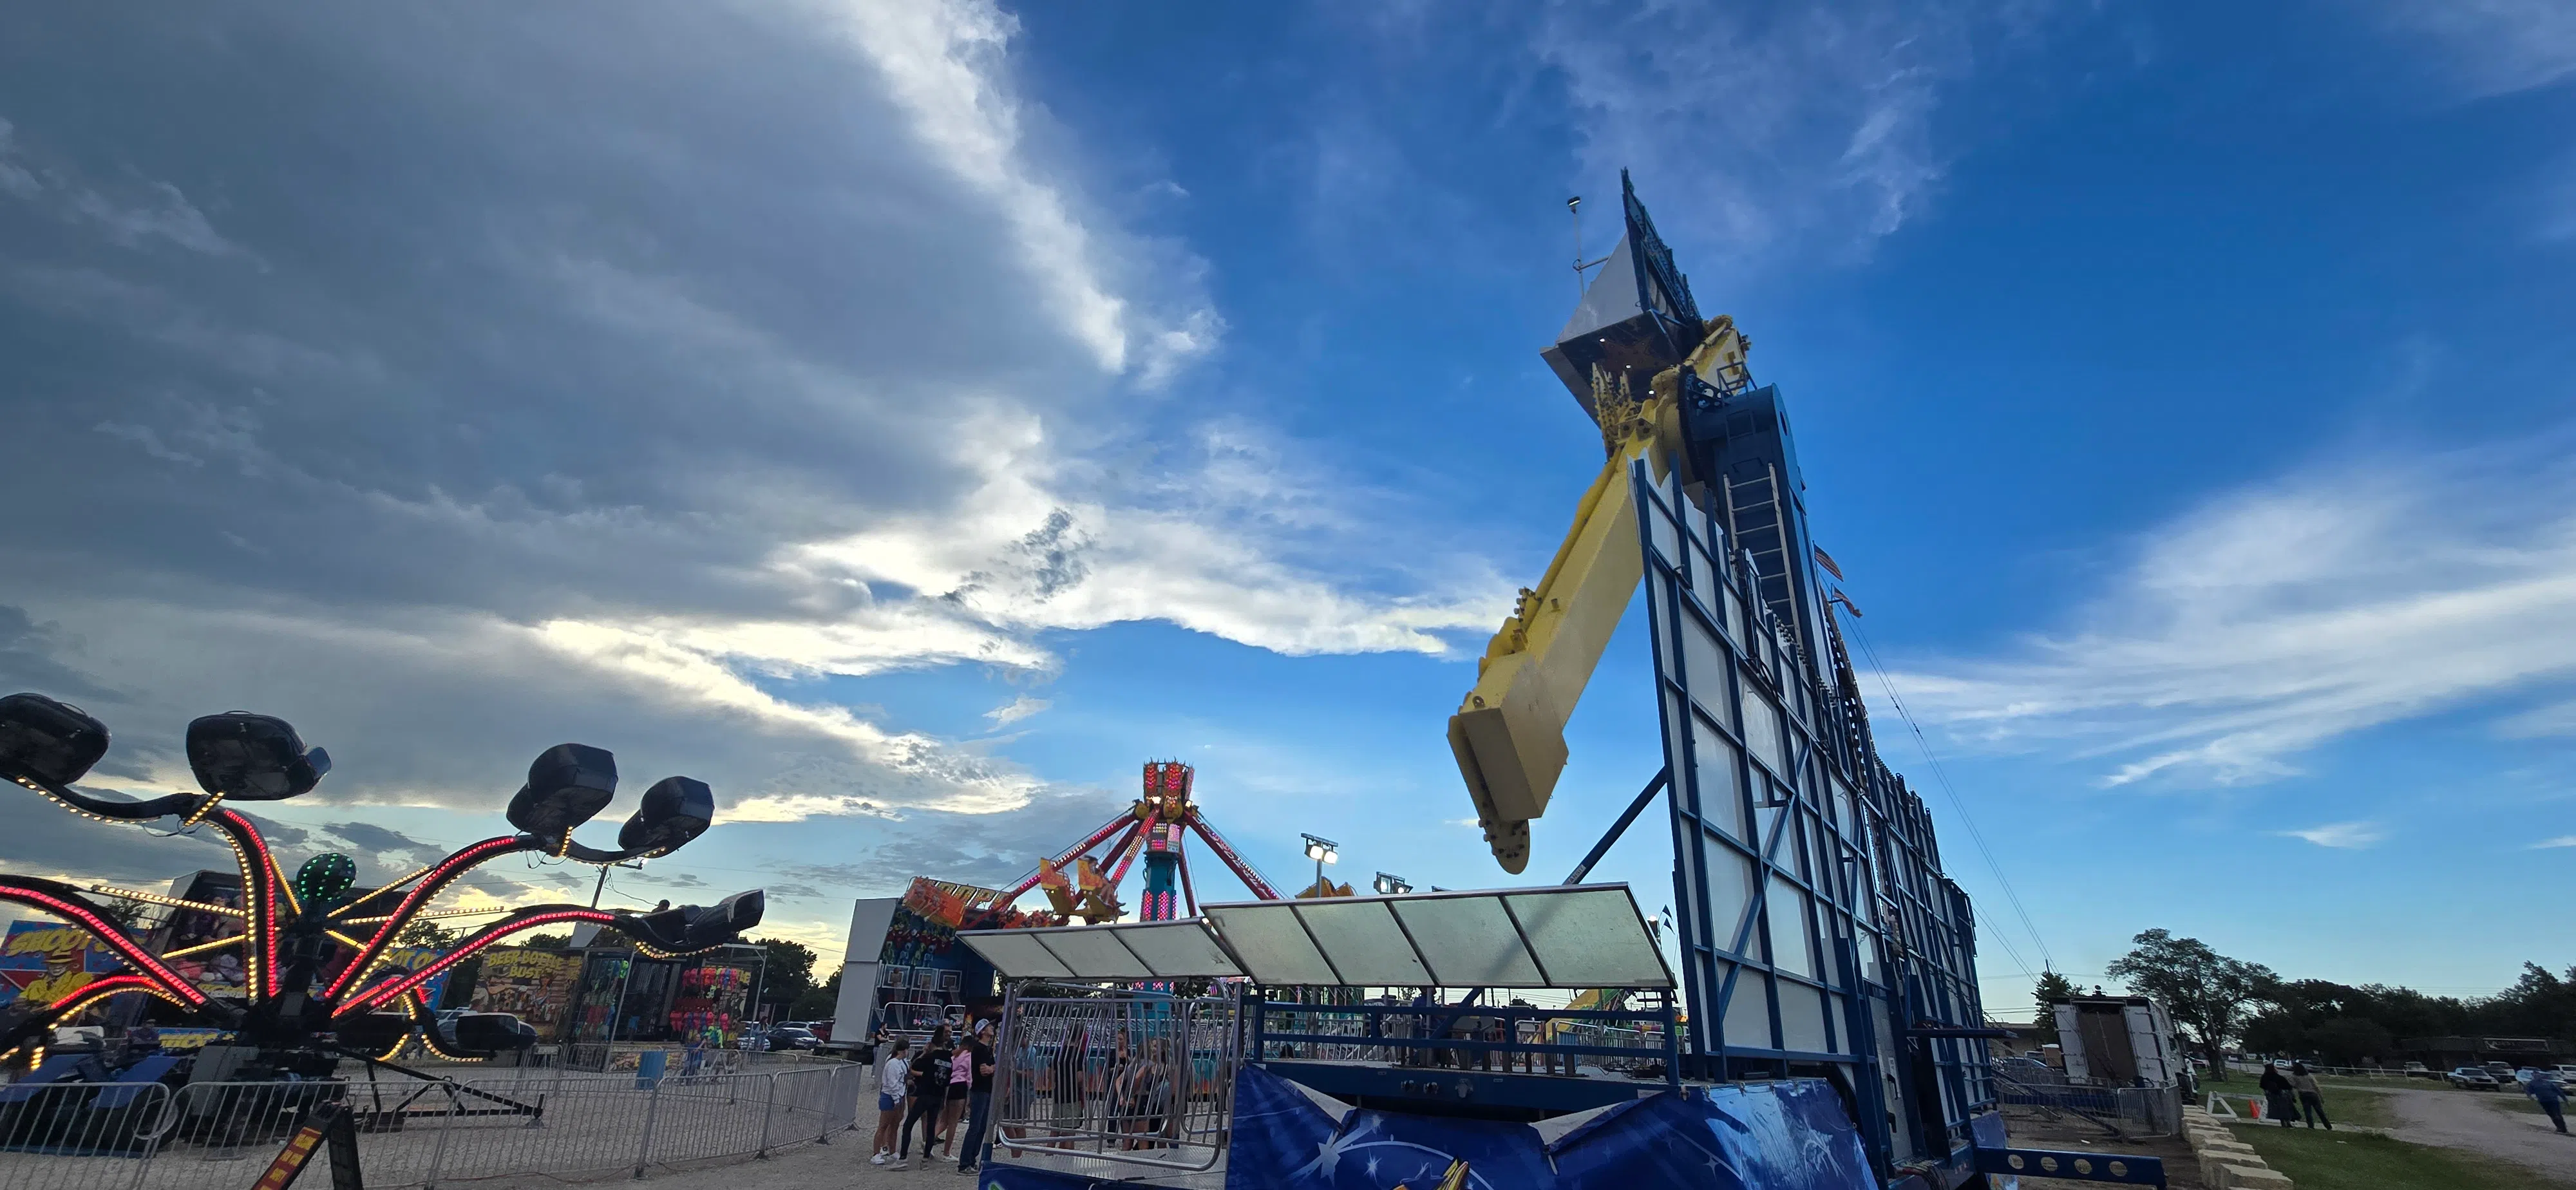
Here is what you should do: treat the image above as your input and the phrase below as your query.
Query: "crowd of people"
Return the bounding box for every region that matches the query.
[867,1018,1191,1173]
[869,1019,996,1173]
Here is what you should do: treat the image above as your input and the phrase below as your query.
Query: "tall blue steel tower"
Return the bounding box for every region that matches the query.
[1524,172,1999,1170]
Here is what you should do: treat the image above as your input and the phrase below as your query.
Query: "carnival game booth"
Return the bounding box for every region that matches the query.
[827,877,1059,1055]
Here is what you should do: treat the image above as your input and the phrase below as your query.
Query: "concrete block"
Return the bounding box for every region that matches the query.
[2203,1155,2281,1187]
[2219,1164,2293,1189]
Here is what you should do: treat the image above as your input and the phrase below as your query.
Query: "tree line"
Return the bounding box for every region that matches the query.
[2032,929,2576,1075]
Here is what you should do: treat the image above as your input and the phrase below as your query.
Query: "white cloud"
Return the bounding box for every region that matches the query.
[1534,1,2054,263]
[800,0,1217,382]
[1888,437,2576,788]
[985,694,1052,726]
[2369,0,2576,97]
[2276,821,2387,849]
[0,118,251,259]
[0,2,1511,869]
[2530,835,2576,849]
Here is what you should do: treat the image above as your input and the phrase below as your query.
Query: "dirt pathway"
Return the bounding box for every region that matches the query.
[2380,1086,2576,1184]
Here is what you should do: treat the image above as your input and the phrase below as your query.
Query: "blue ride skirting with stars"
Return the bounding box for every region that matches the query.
[978,1064,1878,1190]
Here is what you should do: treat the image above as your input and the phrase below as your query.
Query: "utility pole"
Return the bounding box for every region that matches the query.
[589,859,647,909]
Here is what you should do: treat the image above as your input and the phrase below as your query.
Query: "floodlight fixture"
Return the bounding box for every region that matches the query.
[616,775,713,855]
[1301,833,1339,864]
[1372,872,1411,896]
[185,712,330,800]
[507,743,616,842]
[0,693,109,788]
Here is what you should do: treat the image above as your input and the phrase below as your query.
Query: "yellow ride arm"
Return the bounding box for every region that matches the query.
[1450,319,1749,874]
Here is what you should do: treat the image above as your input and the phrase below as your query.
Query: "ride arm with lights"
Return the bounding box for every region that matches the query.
[1182,809,1282,900]
[0,876,235,1058]
[1449,320,1750,874]
[1001,811,1139,901]
[338,891,761,1015]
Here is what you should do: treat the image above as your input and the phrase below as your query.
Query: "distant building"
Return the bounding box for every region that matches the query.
[2400,1036,2571,1070]
[1984,1017,2055,1057]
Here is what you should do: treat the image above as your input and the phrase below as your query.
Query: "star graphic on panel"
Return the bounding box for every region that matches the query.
[1297,1122,1373,1180]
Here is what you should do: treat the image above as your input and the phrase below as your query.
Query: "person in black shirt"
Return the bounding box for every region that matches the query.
[893,1026,951,1169]
[954,1019,999,1173]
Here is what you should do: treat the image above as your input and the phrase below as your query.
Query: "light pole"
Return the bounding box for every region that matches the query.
[588,858,647,909]
[1371,872,1410,896]
[1300,834,1338,896]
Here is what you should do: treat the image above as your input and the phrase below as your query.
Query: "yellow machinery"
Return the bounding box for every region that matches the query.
[1449,318,1750,873]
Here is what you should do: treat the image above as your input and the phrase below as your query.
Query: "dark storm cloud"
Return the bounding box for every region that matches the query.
[0,605,122,705]
[0,1,1198,842]
[0,4,1088,623]
[319,821,449,869]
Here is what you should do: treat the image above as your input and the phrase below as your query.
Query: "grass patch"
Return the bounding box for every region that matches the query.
[2204,1087,2398,1129]
[2233,1126,2557,1189]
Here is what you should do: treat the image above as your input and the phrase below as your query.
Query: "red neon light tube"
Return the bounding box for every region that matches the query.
[340,907,615,1014]
[323,835,528,999]
[0,883,208,1006]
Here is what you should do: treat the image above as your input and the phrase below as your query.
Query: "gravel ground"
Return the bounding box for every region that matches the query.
[2381,1086,2576,1184]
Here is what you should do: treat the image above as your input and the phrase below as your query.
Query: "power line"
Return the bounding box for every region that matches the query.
[1845,616,2058,974]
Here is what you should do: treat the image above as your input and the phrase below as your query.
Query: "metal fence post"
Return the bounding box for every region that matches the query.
[755,1072,778,1157]
[632,1069,665,1178]
[424,1082,463,1190]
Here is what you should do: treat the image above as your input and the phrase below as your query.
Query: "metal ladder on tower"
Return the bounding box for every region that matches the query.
[1721,463,1805,660]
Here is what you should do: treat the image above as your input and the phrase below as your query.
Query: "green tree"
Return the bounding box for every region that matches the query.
[2307,1017,2394,1066]
[2032,969,2079,1030]
[787,969,842,1020]
[752,937,818,1010]
[97,894,153,932]
[395,918,458,949]
[2105,929,2275,1081]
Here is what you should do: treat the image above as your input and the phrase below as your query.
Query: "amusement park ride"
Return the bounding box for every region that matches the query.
[1002,760,1283,925]
[0,694,764,1082]
[954,175,2168,1190]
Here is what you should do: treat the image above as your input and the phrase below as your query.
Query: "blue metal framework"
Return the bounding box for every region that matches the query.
[1249,995,1685,1115]
[1631,455,1996,1167]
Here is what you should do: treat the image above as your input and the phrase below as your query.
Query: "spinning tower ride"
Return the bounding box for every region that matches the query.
[1004,761,1280,924]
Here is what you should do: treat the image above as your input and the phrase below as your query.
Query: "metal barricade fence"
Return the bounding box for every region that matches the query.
[0,1062,869,1190]
[991,992,1239,1173]
[1993,1070,2183,1137]
[0,1079,171,1190]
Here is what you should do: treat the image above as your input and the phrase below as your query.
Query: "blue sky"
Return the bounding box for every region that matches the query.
[0,1,2571,1010]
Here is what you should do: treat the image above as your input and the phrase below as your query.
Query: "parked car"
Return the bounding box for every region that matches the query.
[764,1025,819,1051]
[2448,1067,2501,1090]
[2401,1061,2432,1078]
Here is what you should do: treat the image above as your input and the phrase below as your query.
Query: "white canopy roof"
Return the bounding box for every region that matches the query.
[958,918,1245,981]
[959,883,1671,990]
